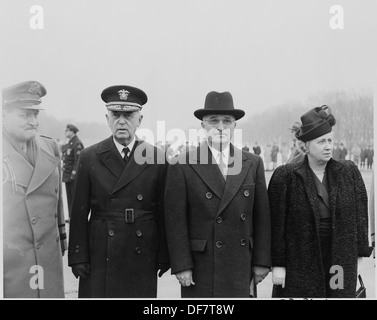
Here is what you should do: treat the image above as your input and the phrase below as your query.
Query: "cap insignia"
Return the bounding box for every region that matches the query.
[28,82,42,96]
[118,89,129,100]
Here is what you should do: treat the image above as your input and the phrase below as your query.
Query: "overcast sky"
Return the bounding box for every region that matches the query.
[2,0,376,132]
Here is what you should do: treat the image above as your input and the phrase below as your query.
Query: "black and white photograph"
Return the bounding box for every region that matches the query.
[1,0,376,306]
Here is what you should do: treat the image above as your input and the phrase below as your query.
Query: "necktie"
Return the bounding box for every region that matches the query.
[123,147,130,166]
[218,152,227,180]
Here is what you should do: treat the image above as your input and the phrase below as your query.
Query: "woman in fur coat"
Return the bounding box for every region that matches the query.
[269,105,372,298]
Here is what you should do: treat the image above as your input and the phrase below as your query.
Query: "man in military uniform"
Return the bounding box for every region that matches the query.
[68,85,170,298]
[62,124,84,218]
[2,81,67,298]
[164,91,271,298]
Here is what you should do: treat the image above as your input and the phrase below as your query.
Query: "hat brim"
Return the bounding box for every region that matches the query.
[194,109,245,120]
[3,100,44,110]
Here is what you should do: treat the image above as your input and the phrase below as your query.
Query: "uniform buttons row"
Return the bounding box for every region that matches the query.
[215,239,247,248]
[108,229,143,237]
[206,190,250,199]
[215,214,246,224]
[110,194,144,201]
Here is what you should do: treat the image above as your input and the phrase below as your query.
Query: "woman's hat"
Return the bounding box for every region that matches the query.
[296,105,336,142]
[194,91,245,120]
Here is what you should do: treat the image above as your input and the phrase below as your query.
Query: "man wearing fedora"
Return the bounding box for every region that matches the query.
[2,81,66,298]
[164,91,271,297]
[68,85,170,298]
[62,123,84,218]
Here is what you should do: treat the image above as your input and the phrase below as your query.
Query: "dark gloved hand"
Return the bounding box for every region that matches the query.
[72,263,91,279]
[157,263,171,277]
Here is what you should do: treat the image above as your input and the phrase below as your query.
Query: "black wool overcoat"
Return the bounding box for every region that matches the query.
[269,157,372,298]
[165,142,271,298]
[68,137,169,298]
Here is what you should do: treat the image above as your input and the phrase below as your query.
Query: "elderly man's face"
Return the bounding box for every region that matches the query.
[201,114,236,150]
[3,107,39,143]
[106,110,143,146]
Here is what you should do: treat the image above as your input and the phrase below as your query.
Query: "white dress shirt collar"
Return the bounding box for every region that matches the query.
[113,136,136,158]
[208,143,230,165]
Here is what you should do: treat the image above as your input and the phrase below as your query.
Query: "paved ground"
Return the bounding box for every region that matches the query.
[62,169,376,299]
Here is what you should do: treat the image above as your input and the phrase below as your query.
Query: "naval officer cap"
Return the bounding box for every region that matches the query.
[2,80,47,110]
[101,85,148,112]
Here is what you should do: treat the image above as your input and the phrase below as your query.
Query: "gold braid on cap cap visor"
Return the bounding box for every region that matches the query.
[106,101,142,112]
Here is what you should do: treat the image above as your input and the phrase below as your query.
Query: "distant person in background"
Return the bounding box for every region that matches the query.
[62,124,84,218]
[253,142,261,156]
[369,172,375,260]
[271,142,279,170]
[2,81,66,298]
[264,143,272,171]
[242,144,250,152]
[280,142,289,165]
[332,141,340,161]
[286,121,304,164]
[339,142,348,160]
[366,145,374,170]
[351,144,361,167]
[360,147,367,170]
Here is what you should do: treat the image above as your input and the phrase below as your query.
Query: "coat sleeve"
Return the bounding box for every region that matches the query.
[156,159,170,266]
[68,149,91,265]
[164,161,194,274]
[252,157,272,268]
[350,161,373,257]
[52,139,67,252]
[268,165,290,267]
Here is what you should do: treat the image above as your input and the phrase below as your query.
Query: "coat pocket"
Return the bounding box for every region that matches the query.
[190,239,207,252]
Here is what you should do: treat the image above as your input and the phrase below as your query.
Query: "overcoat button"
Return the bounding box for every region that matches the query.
[216,217,222,224]
[36,243,42,249]
[240,239,246,246]
[240,213,246,221]
[110,196,116,201]
[31,217,37,225]
[108,230,115,237]
[206,192,212,199]
[135,247,142,254]
[137,194,143,201]
[216,241,223,248]
[244,190,250,197]
[136,230,142,237]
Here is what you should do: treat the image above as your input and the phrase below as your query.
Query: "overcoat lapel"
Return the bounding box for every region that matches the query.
[2,137,34,189]
[111,140,150,194]
[97,136,125,178]
[189,142,226,199]
[294,157,322,232]
[216,146,250,216]
[325,159,341,222]
[312,173,330,210]
[26,136,60,195]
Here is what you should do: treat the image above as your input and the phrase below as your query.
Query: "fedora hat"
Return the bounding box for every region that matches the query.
[194,91,245,120]
[296,105,336,142]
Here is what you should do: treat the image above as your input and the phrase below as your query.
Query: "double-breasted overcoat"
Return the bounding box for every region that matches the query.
[164,142,271,298]
[3,133,66,298]
[68,136,169,298]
